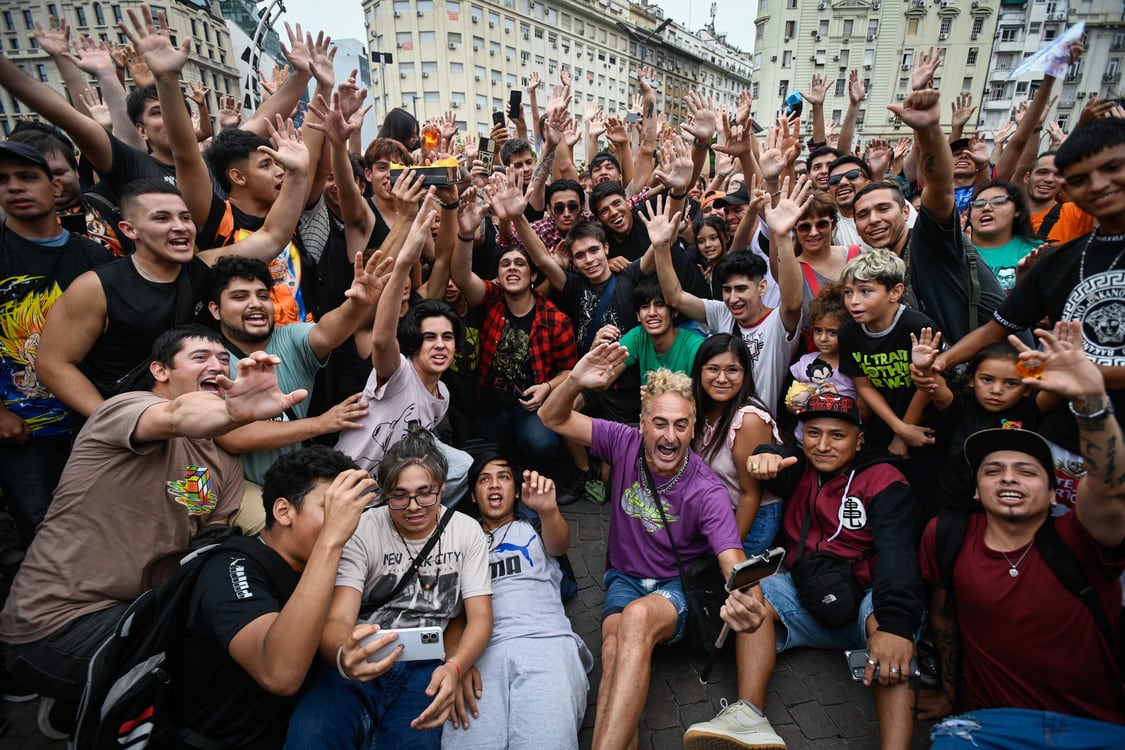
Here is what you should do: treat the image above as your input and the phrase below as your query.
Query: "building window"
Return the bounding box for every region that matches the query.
[971,18,984,38]
[782,50,791,67]
[967,47,978,65]
[842,19,853,37]
[94,3,105,24]
[113,5,122,22]
[23,10,34,29]
[36,63,48,82]
[784,20,795,38]
[940,19,952,36]
[3,11,13,31]
[778,80,788,98]
[834,78,845,97]
[419,31,436,44]
[907,18,918,35]
[417,0,434,11]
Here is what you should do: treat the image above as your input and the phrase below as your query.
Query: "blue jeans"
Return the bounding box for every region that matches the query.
[759,571,875,652]
[931,708,1125,749]
[602,570,687,645]
[742,502,783,557]
[479,406,559,462]
[0,436,70,548]
[285,659,444,749]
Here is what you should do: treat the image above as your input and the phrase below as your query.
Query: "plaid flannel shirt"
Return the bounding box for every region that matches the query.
[477,281,577,393]
[496,187,652,252]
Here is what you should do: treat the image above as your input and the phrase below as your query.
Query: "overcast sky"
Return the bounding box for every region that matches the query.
[276,0,753,56]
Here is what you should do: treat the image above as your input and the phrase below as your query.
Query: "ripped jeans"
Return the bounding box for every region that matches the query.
[931,708,1125,749]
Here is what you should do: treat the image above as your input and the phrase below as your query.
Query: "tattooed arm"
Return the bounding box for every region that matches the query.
[916,587,959,720]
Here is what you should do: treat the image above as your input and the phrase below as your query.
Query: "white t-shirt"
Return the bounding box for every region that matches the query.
[702,299,801,410]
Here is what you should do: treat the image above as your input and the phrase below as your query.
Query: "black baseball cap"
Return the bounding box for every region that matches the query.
[714,182,750,208]
[964,428,1057,489]
[0,141,51,178]
[949,137,971,154]
[797,393,863,428]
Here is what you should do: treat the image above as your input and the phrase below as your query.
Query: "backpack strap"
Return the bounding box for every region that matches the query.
[1036,202,1064,242]
[935,510,971,616]
[964,241,981,332]
[1033,516,1115,651]
[845,244,862,261]
[799,261,821,298]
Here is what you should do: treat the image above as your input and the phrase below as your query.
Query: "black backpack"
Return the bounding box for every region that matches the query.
[73,536,280,750]
[936,511,1124,675]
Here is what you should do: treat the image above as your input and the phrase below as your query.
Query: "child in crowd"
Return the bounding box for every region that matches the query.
[786,283,857,442]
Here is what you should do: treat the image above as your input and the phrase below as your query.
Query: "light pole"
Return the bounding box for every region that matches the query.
[615,17,672,68]
[242,0,285,111]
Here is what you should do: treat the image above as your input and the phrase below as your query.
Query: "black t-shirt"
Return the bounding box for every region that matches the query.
[906,206,1007,343]
[481,305,535,414]
[366,198,393,251]
[554,264,643,353]
[176,536,301,750]
[838,306,938,446]
[93,133,177,202]
[996,231,1125,419]
[606,214,651,263]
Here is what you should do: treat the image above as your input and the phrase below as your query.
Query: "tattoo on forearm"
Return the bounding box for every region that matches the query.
[645,102,655,118]
[530,147,556,186]
[1104,435,1117,486]
[922,154,935,174]
[932,625,960,691]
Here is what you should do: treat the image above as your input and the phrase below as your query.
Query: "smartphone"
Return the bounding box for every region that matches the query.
[625,111,641,124]
[508,90,522,119]
[725,547,785,592]
[492,110,506,128]
[478,136,496,172]
[845,649,920,682]
[361,626,445,663]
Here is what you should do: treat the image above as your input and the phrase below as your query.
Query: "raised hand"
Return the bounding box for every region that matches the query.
[758,122,797,182]
[307,92,359,145]
[120,3,191,79]
[391,168,428,218]
[218,95,244,129]
[483,170,527,221]
[584,105,606,139]
[1045,120,1066,148]
[65,36,117,78]
[527,70,542,93]
[456,186,490,238]
[520,470,558,513]
[912,46,943,91]
[345,248,395,308]
[399,189,439,263]
[652,137,694,193]
[887,88,942,131]
[848,68,866,104]
[604,116,629,147]
[33,16,71,59]
[910,328,943,372]
[993,119,1016,145]
[219,351,308,423]
[637,65,657,95]
[682,90,719,145]
[1010,321,1103,403]
[967,131,990,169]
[186,80,209,106]
[865,138,891,178]
[336,69,368,122]
[280,22,315,79]
[121,44,155,87]
[891,136,913,162]
[950,92,976,132]
[638,195,683,248]
[570,342,629,391]
[259,63,289,97]
[758,175,812,236]
[78,87,113,130]
[260,115,309,173]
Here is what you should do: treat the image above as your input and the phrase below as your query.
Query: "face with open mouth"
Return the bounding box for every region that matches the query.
[843,280,898,327]
[828,167,868,210]
[594,194,633,238]
[472,459,518,529]
[497,250,532,294]
[121,192,198,266]
[211,278,276,346]
[415,315,457,376]
[637,299,673,337]
[720,274,765,326]
[854,188,908,250]
[975,450,1052,521]
[968,187,1017,241]
[1026,155,1061,203]
[156,337,231,398]
[640,392,694,476]
[952,150,975,178]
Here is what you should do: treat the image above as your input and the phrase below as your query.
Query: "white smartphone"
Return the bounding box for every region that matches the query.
[361,626,445,663]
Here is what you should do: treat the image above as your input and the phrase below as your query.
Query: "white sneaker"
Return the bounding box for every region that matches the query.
[683,699,786,750]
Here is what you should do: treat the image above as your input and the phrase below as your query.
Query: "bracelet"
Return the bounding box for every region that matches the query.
[336,646,350,680]
[669,191,688,200]
[976,164,991,173]
[693,140,710,151]
[437,199,460,210]
[1069,397,1114,422]
[445,658,463,681]
[457,233,476,243]
[546,381,554,393]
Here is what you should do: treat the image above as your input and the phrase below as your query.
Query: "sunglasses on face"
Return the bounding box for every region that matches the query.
[552,201,582,214]
[796,218,833,233]
[969,195,1013,209]
[827,169,864,187]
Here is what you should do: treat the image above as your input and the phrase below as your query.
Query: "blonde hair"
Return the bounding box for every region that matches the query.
[640,368,695,419]
[839,249,905,289]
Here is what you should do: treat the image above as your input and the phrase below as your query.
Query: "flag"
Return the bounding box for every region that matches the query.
[448,10,459,20]
[1008,21,1084,80]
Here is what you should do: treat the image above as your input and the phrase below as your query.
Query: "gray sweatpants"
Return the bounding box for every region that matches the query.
[441,635,588,750]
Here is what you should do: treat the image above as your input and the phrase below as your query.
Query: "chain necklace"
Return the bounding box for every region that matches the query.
[1000,540,1034,578]
[393,521,443,591]
[486,520,515,552]
[638,448,689,496]
[1078,232,1125,285]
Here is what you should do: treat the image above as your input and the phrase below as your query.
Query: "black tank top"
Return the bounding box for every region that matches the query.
[83,256,209,396]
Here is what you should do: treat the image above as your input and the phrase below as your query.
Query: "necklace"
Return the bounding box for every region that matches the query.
[1078,232,1125,285]
[638,449,689,495]
[1000,541,1034,578]
[131,254,162,283]
[486,520,515,552]
[393,522,443,591]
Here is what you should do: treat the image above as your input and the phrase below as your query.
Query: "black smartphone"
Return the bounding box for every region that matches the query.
[492,110,506,128]
[725,546,785,592]
[508,90,522,119]
[845,649,921,682]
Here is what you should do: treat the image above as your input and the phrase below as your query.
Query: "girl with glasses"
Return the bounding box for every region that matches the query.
[965,181,1042,293]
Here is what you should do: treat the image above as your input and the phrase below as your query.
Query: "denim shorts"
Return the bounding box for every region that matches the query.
[931,708,1125,750]
[759,571,875,652]
[602,569,688,645]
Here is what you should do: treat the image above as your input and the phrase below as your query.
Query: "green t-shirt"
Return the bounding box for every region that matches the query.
[619,326,705,382]
[975,236,1040,293]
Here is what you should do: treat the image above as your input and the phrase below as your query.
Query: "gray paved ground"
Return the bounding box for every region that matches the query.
[0,499,933,749]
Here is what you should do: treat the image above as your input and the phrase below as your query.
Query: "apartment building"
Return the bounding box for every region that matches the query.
[360,0,751,160]
[0,0,239,136]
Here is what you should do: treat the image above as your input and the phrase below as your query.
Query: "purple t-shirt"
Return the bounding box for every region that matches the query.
[591,419,742,579]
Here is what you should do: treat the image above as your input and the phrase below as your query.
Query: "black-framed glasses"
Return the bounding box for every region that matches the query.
[552,201,582,214]
[969,195,1013,209]
[827,169,864,187]
[385,490,442,509]
[796,218,833,233]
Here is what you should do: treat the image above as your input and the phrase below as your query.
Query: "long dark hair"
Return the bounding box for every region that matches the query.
[690,334,770,461]
[968,180,1035,241]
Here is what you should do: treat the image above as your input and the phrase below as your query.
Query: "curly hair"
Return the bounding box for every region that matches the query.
[807,282,847,326]
[641,368,695,421]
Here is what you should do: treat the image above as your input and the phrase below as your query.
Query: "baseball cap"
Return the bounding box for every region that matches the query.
[0,141,51,178]
[949,137,971,154]
[797,393,863,428]
[700,189,726,212]
[714,182,750,208]
[964,428,1057,488]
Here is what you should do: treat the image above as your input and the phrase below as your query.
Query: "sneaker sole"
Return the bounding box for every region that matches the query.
[37,698,71,741]
[683,730,786,750]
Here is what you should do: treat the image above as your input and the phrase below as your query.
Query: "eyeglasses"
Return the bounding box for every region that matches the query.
[969,195,1013,209]
[827,169,864,187]
[701,365,745,378]
[552,201,582,214]
[796,218,833,233]
[385,490,442,509]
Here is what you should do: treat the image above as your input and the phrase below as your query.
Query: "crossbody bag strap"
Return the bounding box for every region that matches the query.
[358,508,453,620]
[642,453,689,584]
[580,275,618,351]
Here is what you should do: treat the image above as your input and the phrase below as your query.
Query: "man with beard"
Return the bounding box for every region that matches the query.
[540,349,751,750]
[207,254,389,533]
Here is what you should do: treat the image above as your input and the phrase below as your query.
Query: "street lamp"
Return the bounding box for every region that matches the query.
[615,17,672,67]
[242,0,286,111]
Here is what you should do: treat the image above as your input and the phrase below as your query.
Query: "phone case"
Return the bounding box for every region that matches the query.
[844,649,920,681]
[725,546,785,592]
[361,626,445,663]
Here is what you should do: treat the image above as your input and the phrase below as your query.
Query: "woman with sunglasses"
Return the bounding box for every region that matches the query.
[690,334,784,556]
[786,190,863,319]
[966,181,1042,293]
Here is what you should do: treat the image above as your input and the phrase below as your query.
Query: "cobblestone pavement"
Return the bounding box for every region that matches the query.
[0,499,934,749]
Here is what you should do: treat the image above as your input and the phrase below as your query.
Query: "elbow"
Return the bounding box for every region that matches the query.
[257,668,307,697]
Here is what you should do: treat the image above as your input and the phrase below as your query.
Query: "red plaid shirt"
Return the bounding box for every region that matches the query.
[496,187,652,252]
[477,282,577,393]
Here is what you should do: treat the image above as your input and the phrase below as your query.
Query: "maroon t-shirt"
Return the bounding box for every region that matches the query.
[920,512,1125,723]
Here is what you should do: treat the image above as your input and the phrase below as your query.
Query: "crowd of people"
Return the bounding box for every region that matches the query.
[0,5,1123,748]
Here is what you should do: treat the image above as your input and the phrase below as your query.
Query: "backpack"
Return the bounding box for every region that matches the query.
[936,511,1124,675]
[73,536,281,750]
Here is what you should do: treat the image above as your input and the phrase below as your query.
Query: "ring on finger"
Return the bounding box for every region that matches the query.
[889,667,901,674]
[866,658,878,667]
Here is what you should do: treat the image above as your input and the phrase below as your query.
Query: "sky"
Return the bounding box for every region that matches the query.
[276,0,754,55]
